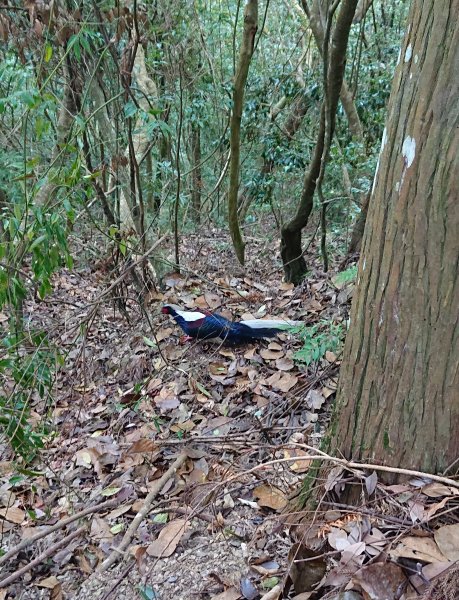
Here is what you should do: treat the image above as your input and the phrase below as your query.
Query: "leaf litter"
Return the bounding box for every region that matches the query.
[0,228,456,600]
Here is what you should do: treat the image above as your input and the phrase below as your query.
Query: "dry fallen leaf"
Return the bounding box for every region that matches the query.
[259,585,282,600]
[126,439,158,454]
[211,587,241,600]
[434,524,459,562]
[260,348,284,360]
[253,485,288,511]
[352,563,406,599]
[422,482,459,497]
[391,535,447,563]
[266,372,298,392]
[0,506,25,524]
[37,576,61,590]
[90,516,113,542]
[275,357,294,371]
[305,390,325,410]
[283,449,312,473]
[147,518,189,558]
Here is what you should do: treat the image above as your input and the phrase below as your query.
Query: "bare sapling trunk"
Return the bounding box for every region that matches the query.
[228,0,258,265]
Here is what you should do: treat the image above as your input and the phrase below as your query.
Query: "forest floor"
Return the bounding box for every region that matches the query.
[1,222,458,600]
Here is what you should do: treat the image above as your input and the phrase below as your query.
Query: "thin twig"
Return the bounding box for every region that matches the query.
[0,526,86,588]
[98,452,188,572]
[0,498,120,568]
[222,448,459,490]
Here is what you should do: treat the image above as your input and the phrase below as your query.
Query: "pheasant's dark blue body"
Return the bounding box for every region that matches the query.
[162,305,300,345]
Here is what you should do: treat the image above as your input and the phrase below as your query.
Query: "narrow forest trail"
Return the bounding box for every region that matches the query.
[1,227,349,599]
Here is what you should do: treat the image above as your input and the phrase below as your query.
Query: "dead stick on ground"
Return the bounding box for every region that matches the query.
[0,497,120,568]
[99,452,188,572]
[221,450,459,490]
[0,526,86,588]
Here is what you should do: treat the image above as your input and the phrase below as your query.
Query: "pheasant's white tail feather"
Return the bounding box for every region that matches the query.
[240,319,302,330]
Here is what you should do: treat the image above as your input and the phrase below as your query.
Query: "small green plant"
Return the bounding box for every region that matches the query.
[293,321,344,366]
[332,265,358,288]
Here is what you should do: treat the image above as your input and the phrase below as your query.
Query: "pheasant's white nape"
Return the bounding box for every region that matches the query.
[175,309,206,322]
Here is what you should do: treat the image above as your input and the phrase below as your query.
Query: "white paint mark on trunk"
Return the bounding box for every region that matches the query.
[404,44,412,62]
[402,136,416,168]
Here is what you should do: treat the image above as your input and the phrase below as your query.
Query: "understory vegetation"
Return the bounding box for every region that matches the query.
[1,1,458,599]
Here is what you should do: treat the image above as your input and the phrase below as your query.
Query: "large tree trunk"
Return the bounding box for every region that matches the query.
[334,0,459,476]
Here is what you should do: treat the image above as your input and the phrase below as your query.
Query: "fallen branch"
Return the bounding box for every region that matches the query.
[223,446,459,490]
[0,526,86,588]
[98,451,187,572]
[0,497,120,568]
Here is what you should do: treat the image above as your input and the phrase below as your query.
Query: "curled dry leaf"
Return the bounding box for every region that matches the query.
[365,471,378,496]
[283,449,312,473]
[253,484,288,511]
[260,349,284,361]
[266,372,298,392]
[275,357,294,371]
[147,518,189,558]
[305,390,325,410]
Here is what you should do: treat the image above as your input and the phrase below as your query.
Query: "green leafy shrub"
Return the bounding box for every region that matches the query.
[293,322,344,366]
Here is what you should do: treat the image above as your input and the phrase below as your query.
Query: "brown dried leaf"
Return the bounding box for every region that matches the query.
[127,439,157,453]
[422,482,459,498]
[154,383,180,412]
[37,576,60,589]
[204,293,222,309]
[266,372,298,392]
[425,495,451,519]
[275,357,294,371]
[391,535,447,563]
[434,524,459,562]
[155,327,173,342]
[147,518,189,558]
[209,362,228,375]
[244,347,258,360]
[283,449,312,473]
[260,349,284,361]
[211,587,241,600]
[352,563,406,599]
[90,516,113,542]
[253,485,288,511]
[0,506,25,524]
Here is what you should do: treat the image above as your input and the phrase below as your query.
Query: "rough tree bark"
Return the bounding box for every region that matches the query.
[334,0,459,476]
[228,0,258,265]
[281,0,358,284]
